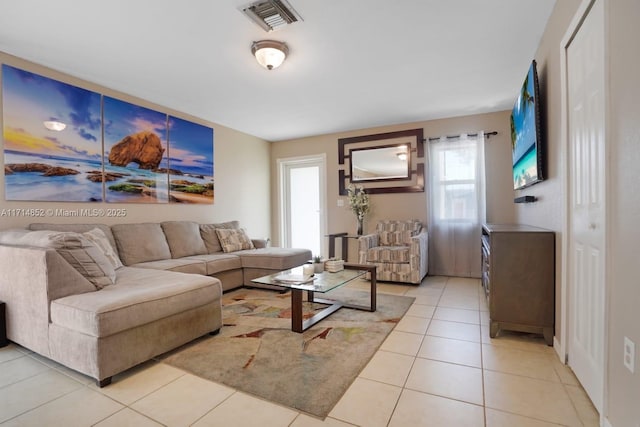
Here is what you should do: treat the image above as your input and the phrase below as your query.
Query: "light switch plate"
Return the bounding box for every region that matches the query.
[624,336,635,373]
[337,199,344,207]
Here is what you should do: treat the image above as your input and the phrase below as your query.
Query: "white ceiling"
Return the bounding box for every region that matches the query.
[0,0,556,142]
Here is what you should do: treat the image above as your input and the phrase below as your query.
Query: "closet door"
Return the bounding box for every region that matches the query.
[566,0,606,413]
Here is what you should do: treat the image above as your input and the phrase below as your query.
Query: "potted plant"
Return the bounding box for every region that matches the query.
[347,184,371,235]
[312,255,324,273]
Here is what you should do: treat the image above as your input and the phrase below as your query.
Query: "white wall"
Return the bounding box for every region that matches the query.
[0,52,271,239]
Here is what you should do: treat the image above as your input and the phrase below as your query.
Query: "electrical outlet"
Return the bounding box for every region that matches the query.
[624,336,635,373]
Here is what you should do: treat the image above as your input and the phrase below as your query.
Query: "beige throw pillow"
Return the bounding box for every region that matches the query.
[200,221,240,253]
[49,232,117,289]
[83,228,123,269]
[215,228,255,253]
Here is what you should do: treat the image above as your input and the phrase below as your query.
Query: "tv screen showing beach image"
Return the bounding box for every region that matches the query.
[510,61,541,190]
[2,64,103,202]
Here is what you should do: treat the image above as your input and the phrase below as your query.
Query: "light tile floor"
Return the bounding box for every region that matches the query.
[0,276,600,426]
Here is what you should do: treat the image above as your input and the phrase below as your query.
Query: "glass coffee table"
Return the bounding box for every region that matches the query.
[251,263,377,333]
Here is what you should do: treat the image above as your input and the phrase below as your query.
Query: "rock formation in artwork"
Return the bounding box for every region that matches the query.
[108,131,165,170]
[5,163,79,176]
[86,170,130,182]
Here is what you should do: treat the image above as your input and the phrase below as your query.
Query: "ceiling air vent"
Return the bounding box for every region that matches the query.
[241,0,302,32]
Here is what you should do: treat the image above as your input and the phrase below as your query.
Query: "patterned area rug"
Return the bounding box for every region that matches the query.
[161,286,414,418]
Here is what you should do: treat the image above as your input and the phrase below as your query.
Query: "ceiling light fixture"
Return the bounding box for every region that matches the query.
[43,120,66,131]
[397,152,407,161]
[251,40,289,70]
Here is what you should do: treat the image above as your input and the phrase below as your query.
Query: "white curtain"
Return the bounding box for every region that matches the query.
[426,133,486,277]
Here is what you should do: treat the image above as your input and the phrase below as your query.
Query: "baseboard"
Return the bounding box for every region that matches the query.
[553,336,564,362]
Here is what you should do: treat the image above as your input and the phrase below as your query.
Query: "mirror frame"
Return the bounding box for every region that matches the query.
[338,128,424,195]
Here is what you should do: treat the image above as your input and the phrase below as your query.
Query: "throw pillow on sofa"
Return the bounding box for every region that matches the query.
[49,232,117,289]
[200,221,240,253]
[215,228,255,253]
[83,228,124,269]
[0,229,116,289]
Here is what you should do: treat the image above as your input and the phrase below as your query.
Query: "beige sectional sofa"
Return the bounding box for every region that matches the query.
[0,220,311,387]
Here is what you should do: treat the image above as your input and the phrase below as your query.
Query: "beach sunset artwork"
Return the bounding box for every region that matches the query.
[167,116,214,204]
[2,64,103,201]
[103,96,170,203]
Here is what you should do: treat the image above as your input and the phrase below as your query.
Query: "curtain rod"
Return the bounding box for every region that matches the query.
[426,131,498,142]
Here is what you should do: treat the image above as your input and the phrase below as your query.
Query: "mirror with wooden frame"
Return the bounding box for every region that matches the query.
[350,144,410,182]
[338,128,424,194]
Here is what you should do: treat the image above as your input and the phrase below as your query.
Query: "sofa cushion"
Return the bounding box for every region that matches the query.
[83,228,123,269]
[29,223,119,256]
[216,228,255,253]
[130,258,207,275]
[50,267,221,337]
[112,223,171,265]
[187,253,242,275]
[49,232,117,289]
[366,246,411,264]
[161,221,207,258]
[199,221,240,253]
[236,247,312,270]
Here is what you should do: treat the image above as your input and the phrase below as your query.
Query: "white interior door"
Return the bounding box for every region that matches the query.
[278,155,326,256]
[567,0,606,413]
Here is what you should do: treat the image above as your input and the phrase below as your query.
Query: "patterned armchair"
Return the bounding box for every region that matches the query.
[358,220,429,284]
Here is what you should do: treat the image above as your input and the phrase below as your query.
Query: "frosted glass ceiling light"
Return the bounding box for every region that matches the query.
[43,120,66,131]
[252,40,289,70]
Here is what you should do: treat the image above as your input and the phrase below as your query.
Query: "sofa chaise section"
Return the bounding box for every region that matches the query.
[0,242,222,386]
[50,267,221,385]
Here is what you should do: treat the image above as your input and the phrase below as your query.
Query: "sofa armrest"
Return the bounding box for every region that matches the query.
[0,245,93,356]
[410,230,429,278]
[357,233,378,264]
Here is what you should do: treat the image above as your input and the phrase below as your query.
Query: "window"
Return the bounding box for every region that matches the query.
[427,134,485,277]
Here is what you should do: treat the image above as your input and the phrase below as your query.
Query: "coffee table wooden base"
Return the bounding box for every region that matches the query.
[291,264,376,333]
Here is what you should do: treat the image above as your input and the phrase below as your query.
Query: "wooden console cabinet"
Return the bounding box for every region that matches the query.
[481,224,555,345]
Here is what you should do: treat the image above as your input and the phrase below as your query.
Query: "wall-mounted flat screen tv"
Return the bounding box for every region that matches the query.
[511,60,544,190]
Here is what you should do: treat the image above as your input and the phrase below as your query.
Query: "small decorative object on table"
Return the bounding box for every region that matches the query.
[302,264,315,276]
[312,255,324,273]
[325,258,345,273]
[347,184,370,236]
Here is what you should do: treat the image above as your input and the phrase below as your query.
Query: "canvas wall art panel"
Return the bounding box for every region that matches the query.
[167,116,214,204]
[2,64,103,201]
[103,96,169,203]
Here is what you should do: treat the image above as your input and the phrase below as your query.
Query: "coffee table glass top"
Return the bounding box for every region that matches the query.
[251,266,366,293]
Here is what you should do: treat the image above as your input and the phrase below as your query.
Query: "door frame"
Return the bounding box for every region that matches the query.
[559,0,610,421]
[277,154,327,254]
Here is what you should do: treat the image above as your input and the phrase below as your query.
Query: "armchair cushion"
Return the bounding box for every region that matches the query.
[366,246,410,263]
[376,220,422,246]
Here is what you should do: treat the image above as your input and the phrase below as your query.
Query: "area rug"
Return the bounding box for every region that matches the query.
[161,286,414,418]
